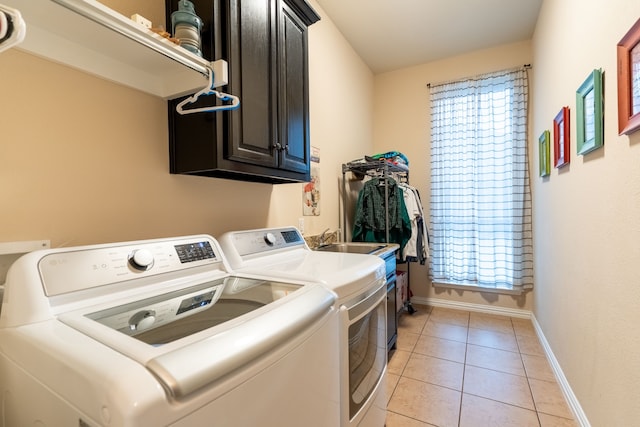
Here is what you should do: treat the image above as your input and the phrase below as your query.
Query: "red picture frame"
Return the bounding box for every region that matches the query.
[554,107,570,168]
[617,18,640,135]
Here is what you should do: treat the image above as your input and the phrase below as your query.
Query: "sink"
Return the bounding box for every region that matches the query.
[314,242,387,255]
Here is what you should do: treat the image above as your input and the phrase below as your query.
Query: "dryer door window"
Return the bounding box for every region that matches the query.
[348,296,386,419]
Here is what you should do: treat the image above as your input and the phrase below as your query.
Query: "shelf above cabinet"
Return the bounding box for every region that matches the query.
[4,0,210,99]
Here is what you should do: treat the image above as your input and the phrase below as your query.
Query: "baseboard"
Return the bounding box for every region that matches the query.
[410,297,590,426]
[412,296,531,318]
[530,314,591,427]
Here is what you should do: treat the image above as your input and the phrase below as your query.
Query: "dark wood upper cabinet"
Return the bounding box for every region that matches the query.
[167,0,320,184]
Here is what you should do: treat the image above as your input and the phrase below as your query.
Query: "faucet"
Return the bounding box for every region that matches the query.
[318,228,331,247]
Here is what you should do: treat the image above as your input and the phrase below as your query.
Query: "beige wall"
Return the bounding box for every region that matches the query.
[5,0,639,421]
[0,1,372,247]
[270,0,375,235]
[532,0,640,424]
[372,5,640,418]
[372,41,534,311]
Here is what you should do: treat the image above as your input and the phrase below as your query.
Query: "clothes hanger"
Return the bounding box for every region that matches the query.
[175,66,240,115]
[0,10,7,41]
[0,4,26,54]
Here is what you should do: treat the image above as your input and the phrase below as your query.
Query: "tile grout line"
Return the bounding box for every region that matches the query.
[394,307,577,426]
[513,317,544,427]
[457,317,470,427]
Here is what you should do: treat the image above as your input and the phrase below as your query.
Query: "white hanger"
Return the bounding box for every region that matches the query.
[0,4,26,54]
[0,10,7,40]
[176,66,240,115]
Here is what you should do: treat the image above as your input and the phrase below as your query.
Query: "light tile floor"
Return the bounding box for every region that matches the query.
[386,305,577,427]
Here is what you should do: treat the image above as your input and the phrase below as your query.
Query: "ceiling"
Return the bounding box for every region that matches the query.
[314,0,543,74]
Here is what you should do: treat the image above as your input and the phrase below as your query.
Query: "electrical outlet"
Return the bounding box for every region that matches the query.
[298,218,305,234]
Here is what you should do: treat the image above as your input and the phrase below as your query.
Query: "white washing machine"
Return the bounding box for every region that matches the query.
[218,227,388,427]
[0,235,340,427]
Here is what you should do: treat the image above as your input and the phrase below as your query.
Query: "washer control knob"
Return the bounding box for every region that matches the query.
[128,310,156,331]
[129,249,154,271]
[264,232,277,245]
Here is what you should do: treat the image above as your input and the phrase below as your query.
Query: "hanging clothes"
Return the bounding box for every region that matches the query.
[399,182,430,265]
[352,177,412,257]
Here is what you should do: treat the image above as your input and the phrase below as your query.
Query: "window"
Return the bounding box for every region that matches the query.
[429,68,533,292]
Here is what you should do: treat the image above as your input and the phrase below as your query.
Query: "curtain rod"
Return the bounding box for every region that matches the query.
[426,64,531,88]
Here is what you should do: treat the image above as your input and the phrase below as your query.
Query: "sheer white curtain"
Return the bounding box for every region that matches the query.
[429,68,533,292]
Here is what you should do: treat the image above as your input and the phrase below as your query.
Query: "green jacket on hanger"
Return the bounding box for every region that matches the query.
[352,177,412,257]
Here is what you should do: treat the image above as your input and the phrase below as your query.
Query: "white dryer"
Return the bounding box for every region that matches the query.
[218,227,388,427]
[0,235,340,427]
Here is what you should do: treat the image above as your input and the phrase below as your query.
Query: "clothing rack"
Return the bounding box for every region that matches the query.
[341,159,408,243]
[341,158,416,314]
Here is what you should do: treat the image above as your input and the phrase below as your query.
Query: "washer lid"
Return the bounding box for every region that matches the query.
[218,227,386,301]
[84,276,304,345]
[146,284,334,398]
[230,251,385,302]
[59,277,335,399]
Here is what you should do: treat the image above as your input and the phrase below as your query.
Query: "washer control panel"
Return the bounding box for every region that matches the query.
[39,236,222,297]
[224,227,305,257]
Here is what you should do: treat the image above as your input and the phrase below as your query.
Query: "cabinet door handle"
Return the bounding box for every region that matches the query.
[283,144,289,152]
[272,142,282,151]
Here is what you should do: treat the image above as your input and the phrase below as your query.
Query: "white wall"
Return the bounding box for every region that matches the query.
[532,0,640,424]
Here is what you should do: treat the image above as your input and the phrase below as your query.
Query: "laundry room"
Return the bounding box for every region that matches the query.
[1,0,640,425]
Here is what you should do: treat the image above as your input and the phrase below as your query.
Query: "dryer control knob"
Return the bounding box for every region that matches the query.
[129,310,156,331]
[129,249,154,271]
[264,232,277,245]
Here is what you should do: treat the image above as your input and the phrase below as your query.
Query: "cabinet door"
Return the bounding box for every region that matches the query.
[167,0,317,183]
[278,2,310,174]
[225,0,279,169]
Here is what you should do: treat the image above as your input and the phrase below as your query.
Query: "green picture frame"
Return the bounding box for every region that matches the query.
[576,69,604,155]
[539,130,550,177]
